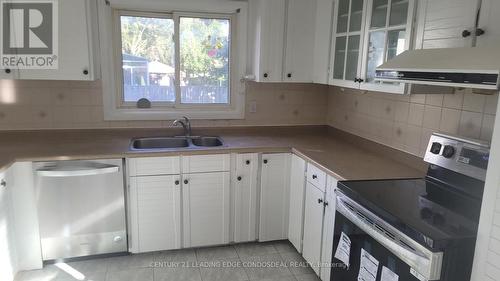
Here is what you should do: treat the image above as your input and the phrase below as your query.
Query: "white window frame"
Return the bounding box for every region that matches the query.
[97,1,247,120]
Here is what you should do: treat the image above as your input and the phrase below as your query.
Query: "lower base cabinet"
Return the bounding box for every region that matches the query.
[302,182,326,275]
[320,176,338,281]
[288,155,307,252]
[259,153,291,241]
[183,172,230,247]
[129,175,182,253]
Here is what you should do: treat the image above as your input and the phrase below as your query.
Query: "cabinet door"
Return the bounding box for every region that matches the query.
[416,0,480,49]
[259,153,291,241]
[0,169,19,281]
[129,175,181,253]
[233,153,259,243]
[283,0,316,83]
[288,155,306,252]
[19,0,99,80]
[329,0,367,88]
[183,172,230,248]
[359,0,415,94]
[302,182,325,276]
[476,0,500,47]
[254,0,286,82]
[312,0,335,84]
[320,176,338,281]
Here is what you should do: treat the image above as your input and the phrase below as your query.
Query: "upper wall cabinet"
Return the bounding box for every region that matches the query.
[329,0,416,94]
[415,0,481,49]
[476,0,500,47]
[4,0,100,81]
[250,0,317,83]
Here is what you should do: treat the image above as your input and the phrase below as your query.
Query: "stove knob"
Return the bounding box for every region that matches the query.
[430,142,442,154]
[442,145,456,158]
[420,208,433,219]
[432,213,446,226]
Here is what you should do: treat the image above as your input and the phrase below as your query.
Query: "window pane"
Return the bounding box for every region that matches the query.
[387,29,406,60]
[371,0,388,29]
[336,0,349,33]
[349,0,364,32]
[120,16,175,103]
[333,36,347,79]
[345,35,360,81]
[389,0,409,26]
[366,31,386,82]
[180,17,230,104]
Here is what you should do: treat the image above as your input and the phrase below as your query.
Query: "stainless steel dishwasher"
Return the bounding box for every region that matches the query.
[34,159,127,261]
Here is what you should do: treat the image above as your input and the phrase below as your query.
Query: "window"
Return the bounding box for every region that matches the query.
[118,12,231,106]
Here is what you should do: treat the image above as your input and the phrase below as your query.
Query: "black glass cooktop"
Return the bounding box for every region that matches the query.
[337,175,483,250]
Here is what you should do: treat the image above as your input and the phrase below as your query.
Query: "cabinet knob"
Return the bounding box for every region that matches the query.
[246,160,250,165]
[83,69,89,75]
[263,73,269,78]
[175,180,180,185]
[312,174,318,179]
[263,159,268,164]
[237,176,242,181]
[476,28,485,36]
[0,180,6,188]
[324,201,329,207]
[184,179,189,184]
[287,73,292,78]
[358,78,364,83]
[318,198,323,204]
[462,30,472,38]
[5,69,11,74]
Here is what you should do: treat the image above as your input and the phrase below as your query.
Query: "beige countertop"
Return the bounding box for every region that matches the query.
[0,126,427,180]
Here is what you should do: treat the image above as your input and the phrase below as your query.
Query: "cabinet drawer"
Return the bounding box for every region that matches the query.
[306,163,326,192]
[182,154,230,173]
[128,157,180,176]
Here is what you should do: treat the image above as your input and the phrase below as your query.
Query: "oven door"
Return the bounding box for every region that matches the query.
[331,192,444,281]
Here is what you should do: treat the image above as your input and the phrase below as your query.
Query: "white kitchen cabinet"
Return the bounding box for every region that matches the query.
[15,0,100,80]
[476,0,500,47]
[288,154,307,252]
[283,0,316,83]
[415,0,481,49]
[259,153,291,241]
[320,176,338,281]
[183,172,230,248]
[233,153,259,243]
[302,182,326,276]
[129,175,181,253]
[250,0,286,82]
[0,168,19,281]
[312,0,335,84]
[128,156,180,177]
[329,0,416,94]
[0,69,18,80]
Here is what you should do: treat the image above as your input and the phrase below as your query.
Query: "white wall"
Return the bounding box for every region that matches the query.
[471,93,500,281]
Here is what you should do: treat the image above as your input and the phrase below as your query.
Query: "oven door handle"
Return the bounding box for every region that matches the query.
[336,194,444,281]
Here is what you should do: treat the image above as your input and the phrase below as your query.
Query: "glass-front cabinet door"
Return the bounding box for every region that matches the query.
[329,0,367,88]
[359,0,415,93]
[329,0,415,94]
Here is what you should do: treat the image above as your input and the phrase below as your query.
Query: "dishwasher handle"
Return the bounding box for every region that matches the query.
[36,162,120,177]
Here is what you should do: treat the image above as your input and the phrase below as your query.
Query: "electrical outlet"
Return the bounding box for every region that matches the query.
[249,101,257,113]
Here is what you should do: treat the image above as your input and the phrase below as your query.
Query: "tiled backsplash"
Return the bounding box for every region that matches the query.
[0,80,328,130]
[327,86,498,157]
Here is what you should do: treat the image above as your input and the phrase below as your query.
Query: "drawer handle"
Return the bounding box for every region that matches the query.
[246,160,251,165]
[184,179,189,184]
[0,180,6,188]
[175,180,180,185]
[237,176,242,181]
[312,174,318,179]
[263,159,268,164]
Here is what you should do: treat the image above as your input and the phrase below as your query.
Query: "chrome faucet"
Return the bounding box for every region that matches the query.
[172,116,192,138]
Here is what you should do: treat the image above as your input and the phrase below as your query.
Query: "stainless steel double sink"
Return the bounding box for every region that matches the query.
[130,136,224,151]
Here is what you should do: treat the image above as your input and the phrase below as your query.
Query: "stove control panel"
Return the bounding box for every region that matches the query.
[424,133,490,181]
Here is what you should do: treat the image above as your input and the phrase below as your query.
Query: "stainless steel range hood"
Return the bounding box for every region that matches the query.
[375,47,500,90]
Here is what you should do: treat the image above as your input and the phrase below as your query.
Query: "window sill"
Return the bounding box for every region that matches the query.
[103,107,245,120]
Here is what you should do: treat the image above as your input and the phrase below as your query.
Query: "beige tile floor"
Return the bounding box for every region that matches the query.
[15,241,322,281]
